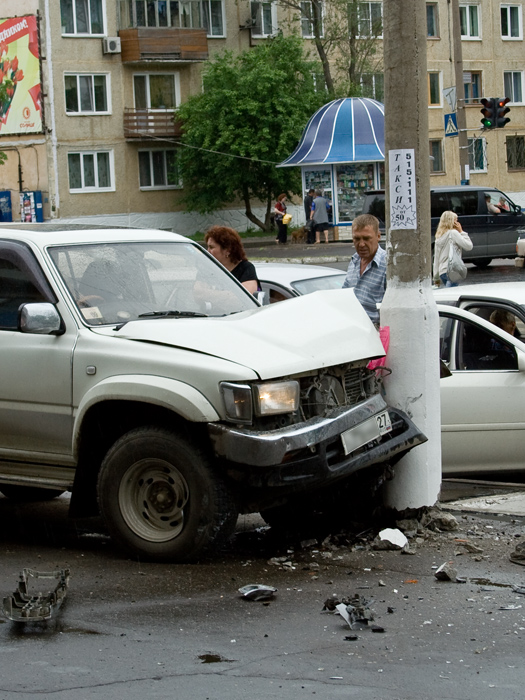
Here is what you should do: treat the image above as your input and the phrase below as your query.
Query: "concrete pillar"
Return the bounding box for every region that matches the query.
[381,0,442,510]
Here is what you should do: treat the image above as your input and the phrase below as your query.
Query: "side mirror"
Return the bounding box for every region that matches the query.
[19,303,64,335]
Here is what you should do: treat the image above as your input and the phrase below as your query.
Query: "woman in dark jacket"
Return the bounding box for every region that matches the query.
[204,225,260,295]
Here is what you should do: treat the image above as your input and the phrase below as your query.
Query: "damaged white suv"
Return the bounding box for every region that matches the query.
[0,228,425,561]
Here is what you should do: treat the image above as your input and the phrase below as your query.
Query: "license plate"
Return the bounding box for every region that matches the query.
[341,411,392,456]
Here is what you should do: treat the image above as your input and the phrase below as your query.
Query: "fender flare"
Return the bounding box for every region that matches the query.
[73,375,220,455]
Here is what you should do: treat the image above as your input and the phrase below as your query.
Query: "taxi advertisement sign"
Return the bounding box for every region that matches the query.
[0,15,42,135]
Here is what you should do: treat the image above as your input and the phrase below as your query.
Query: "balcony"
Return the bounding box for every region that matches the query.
[124,108,183,140]
[119,27,208,62]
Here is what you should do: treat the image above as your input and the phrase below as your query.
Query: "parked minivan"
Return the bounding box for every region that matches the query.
[359,186,525,267]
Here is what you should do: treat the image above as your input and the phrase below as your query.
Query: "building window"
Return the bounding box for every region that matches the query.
[139,150,181,189]
[127,1,224,36]
[501,5,522,39]
[60,0,105,35]
[65,74,109,114]
[507,136,525,170]
[459,4,480,39]
[68,151,114,192]
[301,1,323,38]
[133,74,180,110]
[427,3,439,37]
[357,2,383,37]
[504,71,524,103]
[361,73,384,101]
[428,72,441,105]
[429,139,444,173]
[468,137,486,171]
[463,71,481,104]
[251,1,277,37]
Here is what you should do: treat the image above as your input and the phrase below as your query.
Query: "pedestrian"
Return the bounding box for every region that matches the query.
[274,193,288,244]
[304,188,316,244]
[342,214,386,324]
[205,225,260,295]
[433,210,473,288]
[310,189,329,244]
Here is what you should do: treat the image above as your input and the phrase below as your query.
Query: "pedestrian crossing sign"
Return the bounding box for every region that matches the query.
[444,113,458,137]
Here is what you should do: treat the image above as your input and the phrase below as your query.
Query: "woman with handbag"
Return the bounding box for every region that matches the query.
[433,210,473,287]
[274,193,288,245]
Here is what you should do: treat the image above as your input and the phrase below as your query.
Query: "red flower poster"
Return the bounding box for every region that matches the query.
[0,15,41,135]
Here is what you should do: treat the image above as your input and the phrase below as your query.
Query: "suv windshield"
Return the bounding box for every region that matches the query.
[48,241,257,325]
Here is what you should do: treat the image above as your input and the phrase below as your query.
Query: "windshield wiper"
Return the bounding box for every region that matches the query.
[138,310,208,319]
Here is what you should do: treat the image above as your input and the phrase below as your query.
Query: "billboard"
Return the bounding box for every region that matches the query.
[0,15,42,135]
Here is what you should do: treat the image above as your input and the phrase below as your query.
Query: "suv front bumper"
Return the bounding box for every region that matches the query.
[208,394,426,491]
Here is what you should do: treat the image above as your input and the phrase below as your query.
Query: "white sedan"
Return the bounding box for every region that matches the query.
[254,264,525,476]
[254,262,345,303]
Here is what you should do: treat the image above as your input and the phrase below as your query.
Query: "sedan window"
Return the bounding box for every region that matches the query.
[458,320,518,371]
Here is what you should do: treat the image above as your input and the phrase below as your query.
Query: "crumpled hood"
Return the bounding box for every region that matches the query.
[108,289,385,379]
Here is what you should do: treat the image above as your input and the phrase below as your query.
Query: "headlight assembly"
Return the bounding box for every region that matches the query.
[253,381,300,416]
[220,380,300,423]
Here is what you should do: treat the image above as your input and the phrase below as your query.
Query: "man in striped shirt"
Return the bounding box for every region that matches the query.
[342,214,386,325]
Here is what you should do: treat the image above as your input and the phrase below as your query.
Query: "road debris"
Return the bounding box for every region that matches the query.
[372,528,408,550]
[422,509,459,532]
[3,568,70,622]
[434,561,458,582]
[335,594,376,630]
[238,584,277,601]
[509,541,525,566]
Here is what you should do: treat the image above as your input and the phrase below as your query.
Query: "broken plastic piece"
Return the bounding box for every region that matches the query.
[3,568,70,622]
[238,584,277,601]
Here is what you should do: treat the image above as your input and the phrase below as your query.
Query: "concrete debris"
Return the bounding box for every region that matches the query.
[401,542,417,555]
[238,584,277,601]
[422,509,459,532]
[434,561,458,582]
[454,539,484,554]
[372,528,408,550]
[395,518,420,538]
[509,541,525,566]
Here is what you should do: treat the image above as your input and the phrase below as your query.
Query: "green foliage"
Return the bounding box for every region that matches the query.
[177,34,325,230]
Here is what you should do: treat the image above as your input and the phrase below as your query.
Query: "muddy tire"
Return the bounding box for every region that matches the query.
[0,485,65,502]
[97,427,238,562]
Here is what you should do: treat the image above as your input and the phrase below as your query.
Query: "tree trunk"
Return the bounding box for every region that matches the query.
[242,184,266,232]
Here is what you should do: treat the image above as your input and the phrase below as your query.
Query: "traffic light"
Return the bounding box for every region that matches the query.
[495,97,511,128]
[480,97,496,129]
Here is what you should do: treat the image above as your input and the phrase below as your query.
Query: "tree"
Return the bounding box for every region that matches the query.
[177,34,324,231]
[275,0,384,98]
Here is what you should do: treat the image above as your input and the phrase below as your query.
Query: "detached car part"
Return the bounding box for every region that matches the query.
[3,568,70,622]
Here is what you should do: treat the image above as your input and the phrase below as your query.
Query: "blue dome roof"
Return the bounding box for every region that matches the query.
[279,97,385,167]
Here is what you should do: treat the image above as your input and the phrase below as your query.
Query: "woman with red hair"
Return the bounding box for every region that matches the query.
[204,225,260,295]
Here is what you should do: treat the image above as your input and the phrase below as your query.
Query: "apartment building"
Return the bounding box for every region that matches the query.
[0,1,523,230]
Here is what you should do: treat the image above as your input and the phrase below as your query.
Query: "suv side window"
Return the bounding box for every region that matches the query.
[430,191,450,217]
[448,191,479,216]
[0,243,55,330]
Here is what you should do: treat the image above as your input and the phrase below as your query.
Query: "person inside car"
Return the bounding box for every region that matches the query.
[485,194,501,214]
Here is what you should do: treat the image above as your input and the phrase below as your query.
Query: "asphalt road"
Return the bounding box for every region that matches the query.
[1,494,525,700]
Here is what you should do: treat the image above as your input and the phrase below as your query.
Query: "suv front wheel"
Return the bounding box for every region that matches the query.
[97,427,238,562]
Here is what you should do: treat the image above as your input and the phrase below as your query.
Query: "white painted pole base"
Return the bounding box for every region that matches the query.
[380,282,442,511]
